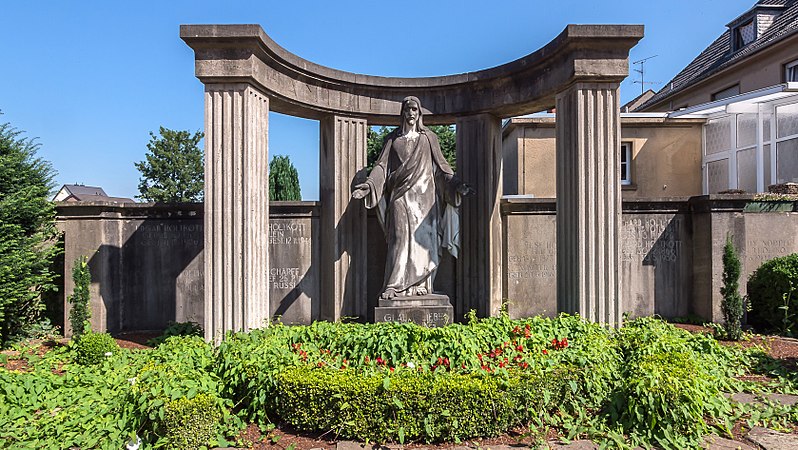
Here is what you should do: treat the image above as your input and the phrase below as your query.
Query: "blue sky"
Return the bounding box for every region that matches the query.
[1,0,755,200]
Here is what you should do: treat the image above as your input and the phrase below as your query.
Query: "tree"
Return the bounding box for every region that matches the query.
[0,119,60,346]
[721,235,744,341]
[135,127,204,203]
[367,125,457,171]
[269,155,301,201]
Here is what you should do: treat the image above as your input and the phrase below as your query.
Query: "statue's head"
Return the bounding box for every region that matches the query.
[400,96,424,130]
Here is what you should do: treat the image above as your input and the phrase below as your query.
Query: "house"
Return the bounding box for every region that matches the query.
[638,0,798,112]
[503,0,798,197]
[53,184,134,203]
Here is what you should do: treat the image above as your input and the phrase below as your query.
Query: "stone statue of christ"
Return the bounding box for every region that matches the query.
[352,96,472,300]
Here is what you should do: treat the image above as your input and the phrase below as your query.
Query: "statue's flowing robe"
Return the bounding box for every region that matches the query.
[364,127,461,296]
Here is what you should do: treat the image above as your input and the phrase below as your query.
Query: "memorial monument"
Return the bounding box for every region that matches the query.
[352,96,473,326]
[180,24,644,341]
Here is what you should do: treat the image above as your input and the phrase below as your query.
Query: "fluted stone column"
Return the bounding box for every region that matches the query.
[204,83,270,342]
[455,114,503,318]
[555,82,622,325]
[319,116,368,320]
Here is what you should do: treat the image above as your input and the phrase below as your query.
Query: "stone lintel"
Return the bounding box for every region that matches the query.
[181,24,643,123]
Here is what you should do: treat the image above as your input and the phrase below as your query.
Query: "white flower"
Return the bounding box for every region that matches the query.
[104,352,113,357]
[406,361,415,369]
[128,377,137,385]
[126,435,142,450]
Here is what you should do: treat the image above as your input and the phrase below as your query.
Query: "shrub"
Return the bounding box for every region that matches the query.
[747,253,798,335]
[0,120,60,347]
[147,320,203,347]
[274,366,563,443]
[129,336,239,447]
[162,393,222,450]
[67,255,91,339]
[721,236,744,340]
[74,331,119,365]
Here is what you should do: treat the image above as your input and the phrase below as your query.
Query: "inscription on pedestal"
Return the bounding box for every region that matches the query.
[375,305,453,328]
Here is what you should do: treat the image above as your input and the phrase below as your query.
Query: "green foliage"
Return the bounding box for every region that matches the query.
[135,127,204,203]
[275,367,561,443]
[163,393,222,450]
[366,125,456,171]
[721,236,744,340]
[147,320,203,347]
[612,318,740,448]
[74,331,119,365]
[747,253,798,335]
[2,316,796,450]
[0,120,60,347]
[129,336,236,448]
[269,155,301,201]
[68,255,91,339]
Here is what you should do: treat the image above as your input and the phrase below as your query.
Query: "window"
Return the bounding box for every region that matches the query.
[733,20,756,50]
[620,142,632,185]
[712,84,740,101]
[786,59,798,82]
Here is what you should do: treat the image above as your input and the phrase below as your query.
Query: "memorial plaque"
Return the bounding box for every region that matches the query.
[504,213,557,318]
[268,217,318,324]
[620,214,690,318]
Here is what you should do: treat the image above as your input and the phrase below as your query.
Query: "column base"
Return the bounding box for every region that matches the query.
[375,294,453,327]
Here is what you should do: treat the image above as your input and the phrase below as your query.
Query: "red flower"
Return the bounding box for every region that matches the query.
[561,338,568,348]
[542,349,548,355]
[317,361,325,367]
[365,356,370,363]
[389,367,394,373]
[516,345,524,352]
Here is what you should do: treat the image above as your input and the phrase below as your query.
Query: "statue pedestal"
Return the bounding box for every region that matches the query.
[375,294,454,328]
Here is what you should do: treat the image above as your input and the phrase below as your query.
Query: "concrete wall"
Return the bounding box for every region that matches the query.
[502,196,798,321]
[502,116,704,199]
[57,202,319,335]
[57,196,798,333]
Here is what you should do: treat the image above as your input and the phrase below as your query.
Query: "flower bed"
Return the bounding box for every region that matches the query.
[1,315,797,449]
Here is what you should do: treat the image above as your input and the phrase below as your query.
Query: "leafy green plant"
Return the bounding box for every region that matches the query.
[67,255,91,339]
[147,320,203,347]
[74,331,119,365]
[747,253,798,334]
[721,236,744,340]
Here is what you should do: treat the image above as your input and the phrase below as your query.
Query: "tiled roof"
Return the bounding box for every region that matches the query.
[64,184,108,197]
[638,0,798,110]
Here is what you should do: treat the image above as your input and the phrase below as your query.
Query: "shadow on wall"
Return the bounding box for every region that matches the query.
[88,219,203,333]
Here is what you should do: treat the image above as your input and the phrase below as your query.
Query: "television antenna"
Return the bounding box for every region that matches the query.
[633,55,660,95]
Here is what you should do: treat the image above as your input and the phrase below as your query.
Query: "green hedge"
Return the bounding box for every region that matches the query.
[748,253,798,334]
[274,366,567,442]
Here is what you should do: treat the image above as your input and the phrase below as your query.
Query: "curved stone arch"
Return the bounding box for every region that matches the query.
[181,24,643,341]
[182,24,642,124]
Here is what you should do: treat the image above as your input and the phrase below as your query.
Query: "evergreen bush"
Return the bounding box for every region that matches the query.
[0,120,60,347]
[74,331,119,365]
[67,255,91,339]
[720,236,744,340]
[747,253,798,335]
